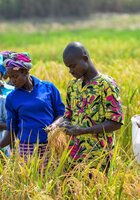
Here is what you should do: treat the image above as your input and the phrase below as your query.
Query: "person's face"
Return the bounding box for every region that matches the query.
[7,68,28,88]
[63,55,88,79]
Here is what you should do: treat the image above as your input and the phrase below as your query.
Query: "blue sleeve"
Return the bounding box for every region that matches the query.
[50,83,65,118]
[5,94,18,134]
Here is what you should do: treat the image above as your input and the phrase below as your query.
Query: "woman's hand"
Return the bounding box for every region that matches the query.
[44,116,64,132]
[45,123,56,132]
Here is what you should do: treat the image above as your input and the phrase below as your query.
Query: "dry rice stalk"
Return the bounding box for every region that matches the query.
[45,126,68,157]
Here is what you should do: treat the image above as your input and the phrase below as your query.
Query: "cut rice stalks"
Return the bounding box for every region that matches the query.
[45,126,68,157]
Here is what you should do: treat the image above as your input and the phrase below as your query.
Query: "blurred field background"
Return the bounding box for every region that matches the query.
[0,0,140,199]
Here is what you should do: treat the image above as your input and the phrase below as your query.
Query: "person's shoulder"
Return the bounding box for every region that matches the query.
[41,80,55,87]
[6,88,16,99]
[41,80,59,92]
[100,73,118,86]
[32,76,54,88]
[41,80,52,85]
[100,74,120,94]
[67,78,77,87]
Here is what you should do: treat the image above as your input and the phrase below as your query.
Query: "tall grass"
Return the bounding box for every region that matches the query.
[0,16,140,199]
[1,138,140,199]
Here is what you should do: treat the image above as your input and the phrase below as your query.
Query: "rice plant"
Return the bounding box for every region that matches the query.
[0,15,140,199]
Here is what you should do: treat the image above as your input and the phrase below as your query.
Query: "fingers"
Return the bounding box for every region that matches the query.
[44,124,55,132]
[59,121,71,127]
[44,124,69,133]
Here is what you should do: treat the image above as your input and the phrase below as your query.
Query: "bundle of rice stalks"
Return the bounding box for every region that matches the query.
[45,126,68,157]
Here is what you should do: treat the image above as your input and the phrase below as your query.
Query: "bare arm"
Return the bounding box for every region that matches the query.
[51,116,64,127]
[62,120,122,136]
[0,130,15,149]
[85,120,121,135]
[0,122,7,131]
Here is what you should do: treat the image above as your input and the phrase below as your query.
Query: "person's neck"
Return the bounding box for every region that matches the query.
[23,76,34,91]
[83,67,99,83]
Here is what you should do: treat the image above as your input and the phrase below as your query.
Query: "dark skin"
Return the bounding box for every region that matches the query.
[0,68,32,148]
[0,130,15,148]
[0,68,63,149]
[58,42,122,136]
[0,123,7,131]
[7,68,33,91]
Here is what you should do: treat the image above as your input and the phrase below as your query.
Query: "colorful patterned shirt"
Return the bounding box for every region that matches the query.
[64,73,123,165]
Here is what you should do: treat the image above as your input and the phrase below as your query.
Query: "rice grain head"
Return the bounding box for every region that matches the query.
[46,127,68,157]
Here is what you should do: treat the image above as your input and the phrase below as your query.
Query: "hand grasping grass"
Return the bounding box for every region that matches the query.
[44,126,68,157]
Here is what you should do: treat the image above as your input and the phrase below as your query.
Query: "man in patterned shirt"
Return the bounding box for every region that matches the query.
[60,42,123,173]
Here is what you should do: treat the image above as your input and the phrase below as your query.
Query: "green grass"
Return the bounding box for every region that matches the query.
[0,16,140,199]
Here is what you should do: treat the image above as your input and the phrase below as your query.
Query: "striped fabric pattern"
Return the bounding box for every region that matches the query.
[19,143,49,174]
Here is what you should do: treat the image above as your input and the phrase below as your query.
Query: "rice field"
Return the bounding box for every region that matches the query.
[0,14,140,199]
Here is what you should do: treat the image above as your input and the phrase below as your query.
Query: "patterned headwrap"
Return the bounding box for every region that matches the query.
[3,52,32,70]
[0,51,13,75]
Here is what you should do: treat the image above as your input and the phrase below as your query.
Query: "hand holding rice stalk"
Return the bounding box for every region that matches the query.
[44,126,68,157]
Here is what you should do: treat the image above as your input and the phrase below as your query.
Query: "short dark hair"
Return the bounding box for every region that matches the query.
[63,42,89,60]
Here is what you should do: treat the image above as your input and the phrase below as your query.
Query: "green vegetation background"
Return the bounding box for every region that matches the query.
[0,15,140,199]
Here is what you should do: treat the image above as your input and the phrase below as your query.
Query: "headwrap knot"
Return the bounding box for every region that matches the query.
[3,52,32,70]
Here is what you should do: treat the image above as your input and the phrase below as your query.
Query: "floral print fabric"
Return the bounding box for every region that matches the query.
[64,73,123,167]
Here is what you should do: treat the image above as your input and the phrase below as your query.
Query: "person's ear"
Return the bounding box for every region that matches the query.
[83,55,88,62]
[20,68,29,76]
[22,69,29,75]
